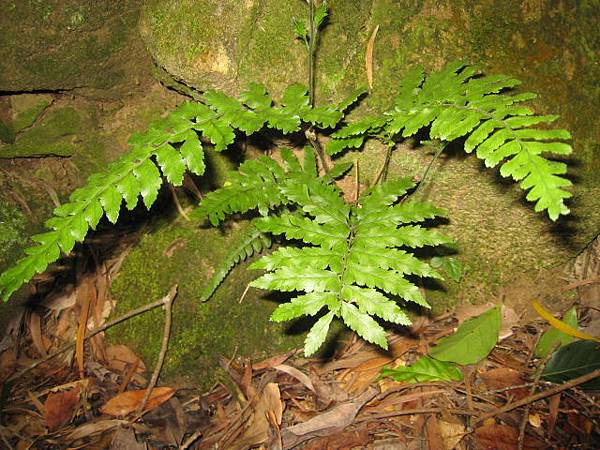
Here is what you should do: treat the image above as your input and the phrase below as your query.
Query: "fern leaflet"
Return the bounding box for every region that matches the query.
[328,61,572,220]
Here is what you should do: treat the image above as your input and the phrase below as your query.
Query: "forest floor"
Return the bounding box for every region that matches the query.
[0,225,599,450]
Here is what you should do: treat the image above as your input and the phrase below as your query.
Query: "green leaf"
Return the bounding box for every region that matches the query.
[194,119,235,151]
[542,340,600,390]
[155,143,186,186]
[534,307,578,358]
[430,256,462,282]
[179,131,205,176]
[292,17,308,43]
[83,200,104,230]
[99,186,122,224]
[116,173,140,211]
[270,292,337,321]
[430,306,501,364]
[132,160,161,210]
[313,1,328,29]
[305,311,335,356]
[340,302,388,349]
[326,136,364,156]
[325,161,353,180]
[381,356,463,383]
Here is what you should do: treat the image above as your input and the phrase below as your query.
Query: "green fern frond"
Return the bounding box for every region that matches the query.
[199,225,271,302]
[328,62,572,220]
[0,81,364,302]
[247,162,450,355]
[0,102,209,302]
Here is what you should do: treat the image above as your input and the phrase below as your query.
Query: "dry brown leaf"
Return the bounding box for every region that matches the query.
[42,285,77,315]
[281,387,377,449]
[253,350,295,370]
[231,382,283,450]
[275,364,315,393]
[76,298,92,379]
[67,419,130,442]
[438,419,465,450]
[425,415,445,450]
[475,423,545,450]
[44,386,80,430]
[479,367,529,400]
[100,387,175,416]
[29,311,48,357]
[302,429,371,450]
[110,426,146,450]
[547,394,560,438]
[105,344,146,374]
[365,25,379,89]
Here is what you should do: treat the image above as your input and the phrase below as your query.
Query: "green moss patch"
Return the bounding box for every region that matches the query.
[109,217,306,389]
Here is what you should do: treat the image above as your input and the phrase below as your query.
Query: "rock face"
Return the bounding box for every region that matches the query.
[0,0,145,94]
[140,0,600,306]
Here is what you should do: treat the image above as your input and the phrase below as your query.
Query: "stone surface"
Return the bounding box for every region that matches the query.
[0,0,146,94]
[140,0,600,307]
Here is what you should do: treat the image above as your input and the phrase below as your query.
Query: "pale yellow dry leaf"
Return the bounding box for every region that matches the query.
[365,25,379,89]
[439,419,466,450]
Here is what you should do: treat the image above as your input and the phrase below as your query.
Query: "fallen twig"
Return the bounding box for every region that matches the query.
[476,368,600,424]
[8,288,177,382]
[137,284,177,415]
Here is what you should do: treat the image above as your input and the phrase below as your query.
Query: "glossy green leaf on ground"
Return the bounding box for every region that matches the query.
[542,340,600,390]
[430,305,501,364]
[381,356,464,383]
[534,307,578,358]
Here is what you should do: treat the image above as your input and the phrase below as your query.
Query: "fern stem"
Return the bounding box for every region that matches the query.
[308,0,316,107]
[305,128,330,172]
[373,143,393,185]
[413,142,446,198]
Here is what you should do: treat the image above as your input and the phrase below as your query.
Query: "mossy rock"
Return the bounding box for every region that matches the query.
[109,216,307,389]
[0,0,145,93]
[140,0,600,307]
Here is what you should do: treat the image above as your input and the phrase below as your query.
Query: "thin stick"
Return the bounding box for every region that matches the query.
[137,284,177,415]
[373,145,392,185]
[518,345,556,450]
[356,407,478,423]
[181,430,203,449]
[476,368,600,425]
[168,184,190,221]
[560,276,600,292]
[308,0,316,107]
[8,289,176,382]
[354,159,360,202]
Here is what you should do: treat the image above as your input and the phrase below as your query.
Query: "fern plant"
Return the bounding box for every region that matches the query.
[0,2,573,357]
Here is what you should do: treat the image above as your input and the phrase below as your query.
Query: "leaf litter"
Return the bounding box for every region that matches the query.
[0,240,599,449]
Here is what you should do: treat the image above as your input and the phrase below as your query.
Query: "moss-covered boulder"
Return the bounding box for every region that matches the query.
[109,216,306,389]
[140,0,600,306]
[0,0,145,94]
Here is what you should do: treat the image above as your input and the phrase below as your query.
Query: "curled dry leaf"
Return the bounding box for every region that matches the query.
[67,419,130,443]
[231,382,283,450]
[105,344,146,374]
[365,24,379,89]
[100,387,175,417]
[275,364,315,393]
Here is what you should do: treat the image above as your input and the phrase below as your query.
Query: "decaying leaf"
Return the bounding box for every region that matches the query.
[281,387,377,448]
[438,419,465,450]
[105,344,146,374]
[475,423,545,450]
[44,386,80,430]
[479,367,529,400]
[231,382,283,450]
[100,387,175,416]
[275,364,316,393]
[67,419,130,442]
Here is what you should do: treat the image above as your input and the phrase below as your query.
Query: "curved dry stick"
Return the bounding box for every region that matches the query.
[8,288,176,382]
[136,284,177,415]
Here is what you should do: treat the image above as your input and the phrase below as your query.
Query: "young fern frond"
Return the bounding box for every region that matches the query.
[198,225,271,302]
[328,61,572,221]
[247,156,451,355]
[0,84,363,302]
